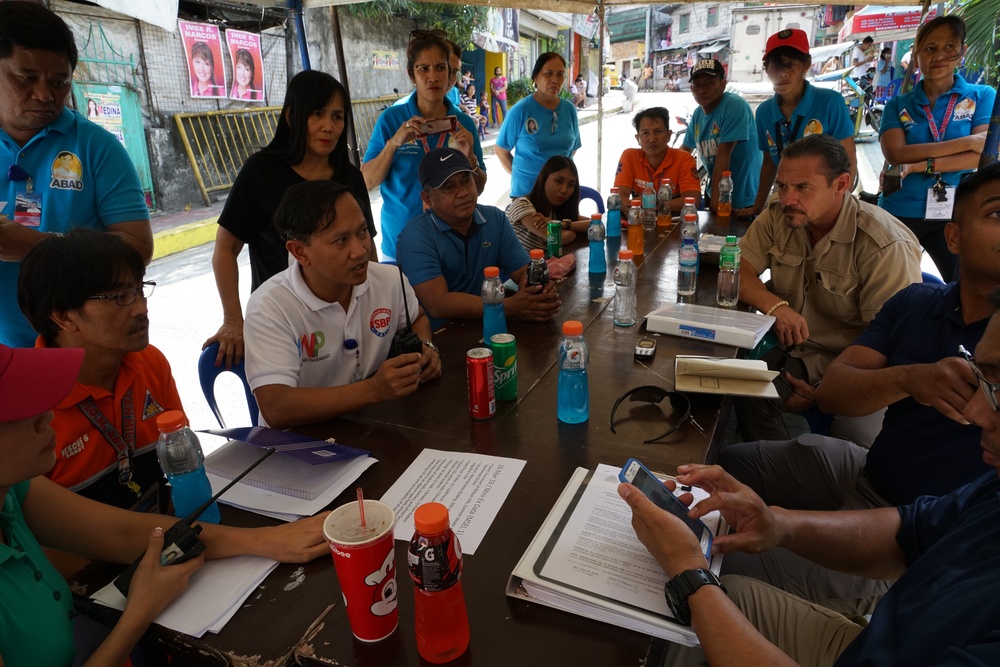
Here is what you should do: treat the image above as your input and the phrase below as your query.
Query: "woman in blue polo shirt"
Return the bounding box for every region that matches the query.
[363,30,486,262]
[740,29,856,218]
[879,16,994,280]
[496,53,582,198]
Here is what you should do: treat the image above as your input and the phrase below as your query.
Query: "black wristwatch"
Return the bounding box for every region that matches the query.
[664,568,726,626]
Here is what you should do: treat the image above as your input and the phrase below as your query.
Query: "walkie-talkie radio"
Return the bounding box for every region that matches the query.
[388,266,422,358]
[113,446,277,596]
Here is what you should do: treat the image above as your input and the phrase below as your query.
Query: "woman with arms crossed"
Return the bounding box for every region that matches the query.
[879,16,994,280]
[204,71,377,369]
[495,53,582,199]
[0,343,327,666]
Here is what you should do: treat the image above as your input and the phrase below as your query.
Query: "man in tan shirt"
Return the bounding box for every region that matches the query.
[734,134,921,444]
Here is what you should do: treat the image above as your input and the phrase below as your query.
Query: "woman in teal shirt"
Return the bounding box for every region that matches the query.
[879,16,994,279]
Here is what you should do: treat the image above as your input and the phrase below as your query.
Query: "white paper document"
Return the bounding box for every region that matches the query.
[91,555,278,637]
[379,449,525,554]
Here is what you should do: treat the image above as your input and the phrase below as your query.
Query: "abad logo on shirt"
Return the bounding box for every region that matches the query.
[952,98,976,122]
[50,151,84,191]
[370,308,393,337]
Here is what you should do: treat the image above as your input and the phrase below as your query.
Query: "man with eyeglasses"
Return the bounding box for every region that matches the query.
[613,107,701,215]
[718,162,999,616]
[16,229,178,514]
[0,2,153,348]
[397,148,560,324]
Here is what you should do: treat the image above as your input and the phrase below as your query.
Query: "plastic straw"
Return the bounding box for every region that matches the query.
[356,487,366,528]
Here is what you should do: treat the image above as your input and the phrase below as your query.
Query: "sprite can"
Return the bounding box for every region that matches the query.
[489,333,517,401]
[546,221,562,258]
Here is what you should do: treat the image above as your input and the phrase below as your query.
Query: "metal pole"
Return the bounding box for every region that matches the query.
[329,6,361,167]
[289,0,311,72]
[978,12,1000,168]
[597,1,605,193]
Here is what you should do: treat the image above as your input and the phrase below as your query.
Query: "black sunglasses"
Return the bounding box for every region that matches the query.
[610,386,691,444]
[410,29,448,41]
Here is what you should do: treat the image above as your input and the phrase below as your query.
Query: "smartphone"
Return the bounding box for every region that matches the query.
[634,337,657,361]
[619,458,713,559]
[883,165,902,197]
[416,116,458,137]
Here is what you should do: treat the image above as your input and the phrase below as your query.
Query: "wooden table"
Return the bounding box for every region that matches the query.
[73,213,752,666]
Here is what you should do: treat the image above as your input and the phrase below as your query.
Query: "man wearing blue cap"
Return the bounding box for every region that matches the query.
[398,147,560,323]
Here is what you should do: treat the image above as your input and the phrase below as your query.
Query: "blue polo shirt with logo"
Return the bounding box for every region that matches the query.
[496,96,581,198]
[0,108,149,347]
[754,81,853,165]
[363,94,485,261]
[879,74,995,218]
[684,91,762,209]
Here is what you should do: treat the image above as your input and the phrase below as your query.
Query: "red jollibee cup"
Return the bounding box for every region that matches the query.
[323,499,398,642]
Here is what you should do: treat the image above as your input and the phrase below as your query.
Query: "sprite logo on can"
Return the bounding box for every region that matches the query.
[489,333,517,401]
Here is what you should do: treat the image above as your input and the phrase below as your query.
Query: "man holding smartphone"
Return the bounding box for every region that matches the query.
[243,181,441,429]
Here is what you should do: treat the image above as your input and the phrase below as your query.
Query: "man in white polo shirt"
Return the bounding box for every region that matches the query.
[243,181,441,429]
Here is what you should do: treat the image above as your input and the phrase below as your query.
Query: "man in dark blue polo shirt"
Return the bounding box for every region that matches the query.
[716,162,1000,613]
[397,148,560,324]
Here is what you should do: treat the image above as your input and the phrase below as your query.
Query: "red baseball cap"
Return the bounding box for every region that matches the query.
[763,28,810,61]
[0,344,83,422]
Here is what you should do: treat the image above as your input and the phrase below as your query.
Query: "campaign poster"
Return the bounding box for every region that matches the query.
[77,84,126,147]
[178,20,227,99]
[371,50,400,70]
[225,29,266,102]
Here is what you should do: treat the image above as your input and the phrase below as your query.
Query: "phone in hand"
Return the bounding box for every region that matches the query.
[883,165,902,197]
[416,116,458,137]
[619,458,713,559]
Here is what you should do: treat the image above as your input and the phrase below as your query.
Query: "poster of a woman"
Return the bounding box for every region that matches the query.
[178,20,227,99]
[225,29,265,102]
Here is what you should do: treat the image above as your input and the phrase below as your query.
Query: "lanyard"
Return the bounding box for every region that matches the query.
[921,93,960,143]
[774,116,803,158]
[77,388,141,496]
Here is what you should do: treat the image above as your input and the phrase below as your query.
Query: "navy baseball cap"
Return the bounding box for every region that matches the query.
[419,148,473,188]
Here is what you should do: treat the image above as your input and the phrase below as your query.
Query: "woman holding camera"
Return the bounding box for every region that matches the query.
[879,16,994,280]
[495,52,581,199]
[0,343,329,667]
[204,71,376,369]
[363,30,486,263]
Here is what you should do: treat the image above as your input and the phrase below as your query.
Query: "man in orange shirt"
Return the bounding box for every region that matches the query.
[17,229,181,512]
[613,107,701,214]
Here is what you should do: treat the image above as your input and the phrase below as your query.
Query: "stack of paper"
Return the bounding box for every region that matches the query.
[674,355,779,398]
[91,555,278,637]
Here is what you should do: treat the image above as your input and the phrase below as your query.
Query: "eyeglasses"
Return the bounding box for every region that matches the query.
[551,110,558,134]
[87,281,156,307]
[610,385,691,443]
[410,29,448,41]
[960,345,1000,412]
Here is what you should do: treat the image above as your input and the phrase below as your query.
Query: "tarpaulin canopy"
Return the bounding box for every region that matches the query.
[838,5,938,42]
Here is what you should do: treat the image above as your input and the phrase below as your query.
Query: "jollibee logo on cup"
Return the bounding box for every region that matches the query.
[364,550,398,616]
[370,308,392,337]
[332,546,351,558]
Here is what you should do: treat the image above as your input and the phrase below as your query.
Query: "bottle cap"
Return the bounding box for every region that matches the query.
[156,410,187,432]
[631,199,641,205]
[618,249,634,260]
[529,248,544,259]
[562,320,584,336]
[484,266,499,278]
[726,235,738,243]
[610,186,619,193]
[413,502,450,535]
[684,197,696,204]
[590,213,602,220]
[723,170,732,177]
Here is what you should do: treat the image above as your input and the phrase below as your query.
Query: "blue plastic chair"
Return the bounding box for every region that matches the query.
[922,271,945,285]
[579,186,605,214]
[198,342,259,428]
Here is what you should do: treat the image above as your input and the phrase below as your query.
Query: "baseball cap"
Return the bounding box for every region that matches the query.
[763,28,810,61]
[0,343,83,422]
[690,59,725,81]
[419,148,473,189]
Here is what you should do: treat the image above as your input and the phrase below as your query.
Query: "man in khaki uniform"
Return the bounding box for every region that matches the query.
[734,134,921,444]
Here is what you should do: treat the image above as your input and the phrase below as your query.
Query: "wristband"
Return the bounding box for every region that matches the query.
[925,158,935,176]
[765,300,789,316]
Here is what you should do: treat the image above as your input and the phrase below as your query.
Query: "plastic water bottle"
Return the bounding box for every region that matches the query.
[681,212,700,275]
[156,410,220,523]
[677,238,698,296]
[626,199,644,257]
[409,502,470,663]
[588,214,606,274]
[656,179,673,227]
[606,187,621,238]
[482,266,507,343]
[614,249,637,327]
[641,181,656,231]
[680,196,698,222]
[718,171,733,223]
[526,248,549,287]
[557,320,589,424]
[717,235,741,307]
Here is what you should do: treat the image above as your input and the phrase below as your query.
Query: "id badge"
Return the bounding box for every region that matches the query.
[925,185,955,220]
[13,192,42,227]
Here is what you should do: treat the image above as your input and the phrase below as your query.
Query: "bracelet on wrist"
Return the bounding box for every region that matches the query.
[766,300,789,316]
